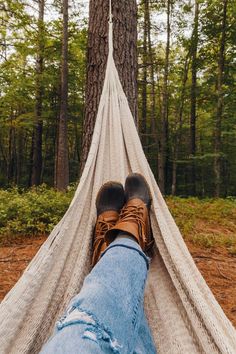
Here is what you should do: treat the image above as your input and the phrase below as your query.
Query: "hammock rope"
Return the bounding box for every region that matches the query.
[109,0,112,22]
[0,1,235,353]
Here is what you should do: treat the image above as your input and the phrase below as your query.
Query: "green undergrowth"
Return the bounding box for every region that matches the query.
[0,185,76,240]
[166,196,236,254]
[0,187,235,254]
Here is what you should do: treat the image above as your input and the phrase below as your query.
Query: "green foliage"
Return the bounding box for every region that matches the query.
[138,0,236,196]
[0,188,235,256]
[166,196,236,250]
[0,1,87,187]
[0,0,236,196]
[0,185,76,236]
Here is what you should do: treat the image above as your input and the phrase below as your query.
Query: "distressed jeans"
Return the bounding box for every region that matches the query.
[40,237,156,354]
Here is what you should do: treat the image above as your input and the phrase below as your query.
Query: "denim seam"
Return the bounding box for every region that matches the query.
[131,276,146,329]
[101,244,150,270]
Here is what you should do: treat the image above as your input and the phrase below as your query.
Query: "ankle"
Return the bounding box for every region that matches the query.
[116,231,138,244]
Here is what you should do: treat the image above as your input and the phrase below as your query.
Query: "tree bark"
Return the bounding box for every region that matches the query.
[55,0,69,191]
[80,0,138,173]
[16,128,24,185]
[31,0,45,186]
[147,1,156,138]
[189,0,199,196]
[140,0,148,147]
[171,52,190,195]
[7,115,15,184]
[214,0,228,197]
[158,0,171,194]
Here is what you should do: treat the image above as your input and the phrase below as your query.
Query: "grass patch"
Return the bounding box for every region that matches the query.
[166,197,236,252]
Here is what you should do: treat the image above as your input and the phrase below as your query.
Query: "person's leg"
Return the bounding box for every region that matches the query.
[41,174,156,353]
[40,236,152,354]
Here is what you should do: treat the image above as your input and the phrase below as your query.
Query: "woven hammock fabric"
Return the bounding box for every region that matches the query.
[0,15,236,354]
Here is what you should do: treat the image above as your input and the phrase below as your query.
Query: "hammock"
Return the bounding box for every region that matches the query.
[0,4,236,353]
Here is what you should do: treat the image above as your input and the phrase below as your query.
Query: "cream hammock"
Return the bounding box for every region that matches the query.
[0,5,236,354]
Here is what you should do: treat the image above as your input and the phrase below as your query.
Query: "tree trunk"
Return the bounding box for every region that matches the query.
[31,0,45,186]
[16,128,24,185]
[171,52,190,195]
[147,1,156,138]
[7,112,15,184]
[214,0,228,197]
[158,0,171,194]
[55,0,69,191]
[189,0,199,196]
[80,0,138,173]
[140,0,148,147]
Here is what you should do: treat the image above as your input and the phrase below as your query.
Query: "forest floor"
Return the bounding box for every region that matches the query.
[0,234,235,328]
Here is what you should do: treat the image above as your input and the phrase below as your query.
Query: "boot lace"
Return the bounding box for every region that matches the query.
[95,218,116,240]
[119,204,148,244]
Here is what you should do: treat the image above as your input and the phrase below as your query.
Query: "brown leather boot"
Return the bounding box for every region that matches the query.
[92,181,125,267]
[105,173,154,252]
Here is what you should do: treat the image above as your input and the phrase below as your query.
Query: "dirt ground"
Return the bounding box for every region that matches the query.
[0,235,235,328]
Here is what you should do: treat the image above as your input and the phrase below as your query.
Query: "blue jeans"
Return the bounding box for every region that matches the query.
[40,237,156,354]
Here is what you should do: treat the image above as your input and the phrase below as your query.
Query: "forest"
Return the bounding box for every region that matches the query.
[1,0,236,342]
[0,0,235,197]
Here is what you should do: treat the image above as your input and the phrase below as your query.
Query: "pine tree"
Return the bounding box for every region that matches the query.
[214,0,228,197]
[55,0,69,191]
[80,0,138,173]
[31,0,45,186]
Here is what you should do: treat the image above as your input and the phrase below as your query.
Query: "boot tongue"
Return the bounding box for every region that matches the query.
[98,210,119,222]
[126,198,147,208]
